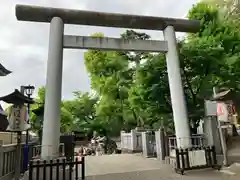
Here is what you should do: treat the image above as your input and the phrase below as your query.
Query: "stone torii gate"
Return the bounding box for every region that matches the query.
[15,4,200,160]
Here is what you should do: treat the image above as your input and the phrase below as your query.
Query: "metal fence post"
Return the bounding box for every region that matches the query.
[175,148,181,171]
[160,128,166,160]
[211,146,217,165]
[165,135,170,157]
[0,141,3,177]
[216,118,228,166]
[81,157,85,180]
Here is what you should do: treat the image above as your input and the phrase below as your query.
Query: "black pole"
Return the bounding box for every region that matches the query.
[25,94,30,145]
[24,94,31,171]
[21,85,34,172]
[15,131,22,180]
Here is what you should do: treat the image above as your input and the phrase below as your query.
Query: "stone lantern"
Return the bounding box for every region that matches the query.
[0,89,34,178]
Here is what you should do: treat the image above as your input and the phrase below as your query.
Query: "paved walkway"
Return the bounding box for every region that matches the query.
[81,154,238,180]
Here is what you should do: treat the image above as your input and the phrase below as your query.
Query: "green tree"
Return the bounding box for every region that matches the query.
[68,91,98,125]
[128,53,173,130]
[84,31,154,132]
[30,87,45,134]
[79,1,240,134]
[188,2,240,90]
[128,2,240,132]
[203,0,240,19]
[31,87,74,133]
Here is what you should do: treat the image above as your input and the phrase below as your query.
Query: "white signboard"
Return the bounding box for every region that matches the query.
[204,100,217,116]
[6,105,30,132]
[189,150,206,166]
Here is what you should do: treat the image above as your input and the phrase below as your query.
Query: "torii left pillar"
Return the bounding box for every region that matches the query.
[41,17,64,160]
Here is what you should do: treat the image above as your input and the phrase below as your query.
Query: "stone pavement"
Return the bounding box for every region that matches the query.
[85,169,237,180]
[79,154,239,180]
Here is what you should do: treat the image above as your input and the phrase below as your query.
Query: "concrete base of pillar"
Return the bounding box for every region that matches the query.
[23,157,74,180]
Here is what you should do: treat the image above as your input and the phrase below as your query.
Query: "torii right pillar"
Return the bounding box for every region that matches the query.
[164,26,191,148]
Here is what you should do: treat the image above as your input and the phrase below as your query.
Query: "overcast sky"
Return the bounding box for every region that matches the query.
[0,0,198,101]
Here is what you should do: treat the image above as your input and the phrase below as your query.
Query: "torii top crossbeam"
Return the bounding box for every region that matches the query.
[15,4,200,33]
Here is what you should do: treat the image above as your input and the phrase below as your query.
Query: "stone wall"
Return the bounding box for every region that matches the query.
[121,130,142,153]
[0,132,27,145]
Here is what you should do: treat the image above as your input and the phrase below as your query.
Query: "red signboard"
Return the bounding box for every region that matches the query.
[217,102,236,116]
[217,103,224,116]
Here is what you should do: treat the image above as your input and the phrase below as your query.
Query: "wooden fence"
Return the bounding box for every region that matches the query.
[29,157,85,180]
[0,142,65,180]
[175,146,220,175]
[0,141,39,180]
[0,144,16,180]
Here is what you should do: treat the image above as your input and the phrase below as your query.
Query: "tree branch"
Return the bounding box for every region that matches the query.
[163,95,172,111]
[195,62,211,95]
[181,67,196,103]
